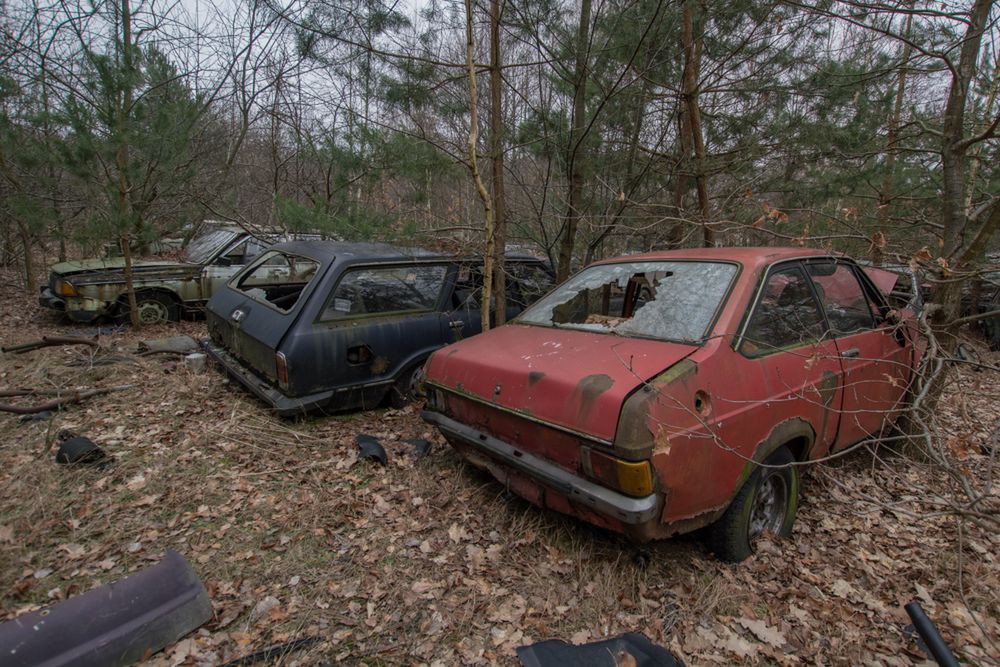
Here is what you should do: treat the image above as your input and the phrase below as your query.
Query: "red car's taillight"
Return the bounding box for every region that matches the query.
[581,447,654,497]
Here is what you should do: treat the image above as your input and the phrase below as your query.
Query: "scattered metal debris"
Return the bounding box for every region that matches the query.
[184,352,208,372]
[19,410,54,423]
[55,436,108,466]
[516,633,683,667]
[2,335,100,355]
[400,438,432,459]
[0,549,212,667]
[217,636,323,667]
[904,601,960,667]
[137,335,200,356]
[356,434,388,465]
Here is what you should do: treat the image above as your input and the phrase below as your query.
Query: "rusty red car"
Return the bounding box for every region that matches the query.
[421,247,919,561]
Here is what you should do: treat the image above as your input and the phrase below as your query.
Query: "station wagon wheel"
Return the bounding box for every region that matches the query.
[388,364,425,409]
[706,445,798,563]
[117,292,180,326]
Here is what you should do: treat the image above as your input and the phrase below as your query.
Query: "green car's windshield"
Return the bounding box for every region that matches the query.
[518,260,738,343]
[183,229,240,264]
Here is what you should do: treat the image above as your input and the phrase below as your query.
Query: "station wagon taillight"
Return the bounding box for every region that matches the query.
[581,447,654,498]
[275,352,290,389]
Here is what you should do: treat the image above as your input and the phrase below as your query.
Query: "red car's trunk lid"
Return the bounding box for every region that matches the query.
[426,324,697,442]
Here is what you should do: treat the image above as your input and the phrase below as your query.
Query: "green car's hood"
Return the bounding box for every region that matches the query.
[49,257,203,286]
[51,257,193,274]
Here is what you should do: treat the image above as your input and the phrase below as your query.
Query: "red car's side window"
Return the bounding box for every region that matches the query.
[805,262,876,335]
[741,266,826,357]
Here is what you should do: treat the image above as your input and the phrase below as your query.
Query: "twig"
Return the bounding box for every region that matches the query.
[0,385,133,414]
[2,336,100,354]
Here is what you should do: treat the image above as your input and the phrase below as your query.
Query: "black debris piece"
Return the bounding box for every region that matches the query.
[19,410,54,423]
[904,601,960,667]
[56,436,108,466]
[516,633,684,667]
[217,636,323,667]
[400,438,433,459]
[356,434,387,465]
[0,549,212,667]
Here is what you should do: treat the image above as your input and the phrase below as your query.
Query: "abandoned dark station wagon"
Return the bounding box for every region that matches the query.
[203,241,553,416]
[421,247,921,561]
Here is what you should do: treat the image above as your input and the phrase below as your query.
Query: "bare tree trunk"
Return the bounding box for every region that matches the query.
[933,0,996,327]
[464,0,495,331]
[15,219,36,294]
[555,0,593,281]
[118,0,139,326]
[875,10,913,265]
[681,0,712,247]
[964,61,999,215]
[489,0,507,325]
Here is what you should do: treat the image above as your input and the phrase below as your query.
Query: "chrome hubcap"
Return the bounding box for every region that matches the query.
[749,473,787,540]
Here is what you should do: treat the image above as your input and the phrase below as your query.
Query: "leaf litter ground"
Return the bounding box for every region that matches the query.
[0,271,998,666]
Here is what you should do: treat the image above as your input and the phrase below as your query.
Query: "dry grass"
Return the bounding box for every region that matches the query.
[1,267,998,665]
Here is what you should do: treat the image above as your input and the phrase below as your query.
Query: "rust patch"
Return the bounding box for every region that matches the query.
[371,356,390,375]
[575,373,614,415]
[527,371,545,386]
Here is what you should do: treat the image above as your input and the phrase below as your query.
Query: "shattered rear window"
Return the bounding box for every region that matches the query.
[517,261,737,343]
[234,251,321,312]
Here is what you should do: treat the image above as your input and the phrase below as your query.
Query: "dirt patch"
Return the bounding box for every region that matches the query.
[0,268,998,665]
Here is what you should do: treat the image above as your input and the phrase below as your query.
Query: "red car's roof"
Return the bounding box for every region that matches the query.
[592,246,832,270]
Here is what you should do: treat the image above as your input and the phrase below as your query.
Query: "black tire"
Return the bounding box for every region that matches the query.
[117,291,180,326]
[706,445,798,562]
[388,364,425,408]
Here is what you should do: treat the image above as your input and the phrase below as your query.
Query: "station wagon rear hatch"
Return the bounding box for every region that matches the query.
[207,249,327,382]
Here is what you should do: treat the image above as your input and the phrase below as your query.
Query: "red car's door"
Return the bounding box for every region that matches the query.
[804,260,911,448]
[729,264,845,458]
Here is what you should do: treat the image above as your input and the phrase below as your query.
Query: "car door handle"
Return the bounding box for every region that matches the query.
[449,320,464,329]
[841,347,860,358]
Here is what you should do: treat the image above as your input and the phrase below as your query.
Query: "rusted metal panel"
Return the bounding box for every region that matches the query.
[424,324,696,442]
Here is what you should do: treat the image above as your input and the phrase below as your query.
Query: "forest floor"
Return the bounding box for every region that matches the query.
[1,267,998,666]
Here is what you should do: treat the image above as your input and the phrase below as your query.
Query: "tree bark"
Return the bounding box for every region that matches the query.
[118,0,139,326]
[489,0,507,325]
[681,0,712,247]
[555,0,593,281]
[875,11,913,266]
[933,0,995,326]
[464,0,495,331]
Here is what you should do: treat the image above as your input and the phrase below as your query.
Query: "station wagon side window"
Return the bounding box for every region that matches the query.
[234,250,321,312]
[321,265,448,321]
[509,262,555,308]
[805,262,877,335]
[741,266,826,358]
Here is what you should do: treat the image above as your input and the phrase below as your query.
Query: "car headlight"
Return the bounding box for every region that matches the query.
[55,279,79,297]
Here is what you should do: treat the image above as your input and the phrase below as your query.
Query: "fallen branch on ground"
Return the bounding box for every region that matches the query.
[2,336,100,354]
[0,385,133,414]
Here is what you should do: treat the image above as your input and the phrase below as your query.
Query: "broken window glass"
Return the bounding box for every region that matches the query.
[518,261,737,343]
[741,266,825,357]
[234,251,321,312]
[184,229,239,264]
[322,265,447,320]
[806,262,876,335]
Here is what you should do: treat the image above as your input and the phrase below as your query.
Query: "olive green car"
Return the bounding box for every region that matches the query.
[40,225,311,325]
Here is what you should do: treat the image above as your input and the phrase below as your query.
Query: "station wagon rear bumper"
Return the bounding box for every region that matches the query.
[422,410,660,525]
[202,339,334,417]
